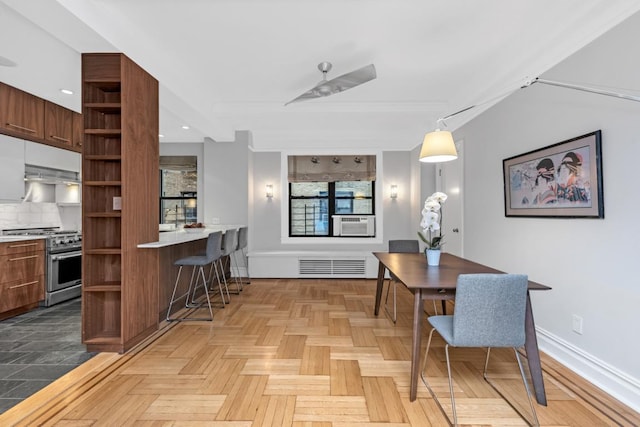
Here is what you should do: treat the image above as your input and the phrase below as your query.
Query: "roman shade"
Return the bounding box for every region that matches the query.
[287,155,376,182]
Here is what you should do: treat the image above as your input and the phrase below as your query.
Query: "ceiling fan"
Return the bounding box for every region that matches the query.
[285,62,376,106]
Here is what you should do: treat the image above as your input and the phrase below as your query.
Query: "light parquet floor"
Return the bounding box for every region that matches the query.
[2,278,639,426]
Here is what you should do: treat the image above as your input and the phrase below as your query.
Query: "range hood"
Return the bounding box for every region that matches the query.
[23,164,81,203]
[24,164,80,185]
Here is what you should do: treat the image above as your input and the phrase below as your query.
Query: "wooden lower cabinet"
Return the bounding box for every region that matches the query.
[0,239,45,320]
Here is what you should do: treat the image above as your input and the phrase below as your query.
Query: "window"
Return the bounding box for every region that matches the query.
[159,156,198,226]
[287,154,377,237]
[289,181,375,237]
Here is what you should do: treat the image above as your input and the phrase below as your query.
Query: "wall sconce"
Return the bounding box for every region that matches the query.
[266,184,274,198]
[390,184,398,199]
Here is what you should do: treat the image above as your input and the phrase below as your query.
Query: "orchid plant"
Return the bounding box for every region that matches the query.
[418,191,447,250]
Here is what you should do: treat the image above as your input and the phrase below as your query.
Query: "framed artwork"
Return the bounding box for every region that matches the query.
[503,130,604,218]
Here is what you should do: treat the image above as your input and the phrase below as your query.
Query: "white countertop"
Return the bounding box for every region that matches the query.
[138,224,244,248]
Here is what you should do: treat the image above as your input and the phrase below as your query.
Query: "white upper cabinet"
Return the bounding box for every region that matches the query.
[0,134,25,202]
[24,140,81,172]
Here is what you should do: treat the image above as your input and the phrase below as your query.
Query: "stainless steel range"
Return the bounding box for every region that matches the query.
[4,227,82,306]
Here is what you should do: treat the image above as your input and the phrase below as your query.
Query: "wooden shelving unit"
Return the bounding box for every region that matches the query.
[81,53,159,353]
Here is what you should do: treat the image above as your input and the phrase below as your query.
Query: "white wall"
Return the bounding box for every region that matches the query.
[203,132,249,226]
[454,11,640,410]
[248,148,433,257]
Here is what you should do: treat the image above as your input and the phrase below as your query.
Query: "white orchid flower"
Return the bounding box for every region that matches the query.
[418,192,448,250]
[431,192,448,203]
[423,200,441,212]
[420,211,439,230]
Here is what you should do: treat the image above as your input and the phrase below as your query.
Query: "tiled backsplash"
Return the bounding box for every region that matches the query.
[0,202,81,232]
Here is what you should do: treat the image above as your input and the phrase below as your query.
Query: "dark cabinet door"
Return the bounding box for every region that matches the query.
[0,82,45,139]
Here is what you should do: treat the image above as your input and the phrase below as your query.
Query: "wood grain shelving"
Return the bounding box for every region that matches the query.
[81,53,159,354]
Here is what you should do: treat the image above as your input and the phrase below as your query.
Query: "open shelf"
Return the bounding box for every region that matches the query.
[81,52,159,353]
[83,281,122,292]
[84,102,122,113]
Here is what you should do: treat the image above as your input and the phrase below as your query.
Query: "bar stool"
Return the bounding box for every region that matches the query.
[233,226,250,284]
[166,231,225,322]
[219,228,242,294]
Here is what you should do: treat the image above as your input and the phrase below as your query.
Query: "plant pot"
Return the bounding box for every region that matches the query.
[425,249,441,266]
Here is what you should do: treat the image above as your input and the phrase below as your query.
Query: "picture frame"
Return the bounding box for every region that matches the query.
[503,130,604,218]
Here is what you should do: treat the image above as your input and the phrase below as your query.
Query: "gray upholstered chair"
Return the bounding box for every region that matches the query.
[166,231,226,321]
[384,240,419,323]
[420,273,539,426]
[384,239,447,323]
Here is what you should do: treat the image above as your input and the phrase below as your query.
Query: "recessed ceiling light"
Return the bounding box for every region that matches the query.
[60,89,73,95]
[159,134,165,138]
[182,125,190,130]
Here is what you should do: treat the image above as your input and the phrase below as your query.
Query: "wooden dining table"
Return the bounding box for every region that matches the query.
[372,251,551,403]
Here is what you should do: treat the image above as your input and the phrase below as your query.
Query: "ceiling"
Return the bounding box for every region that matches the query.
[2,0,640,151]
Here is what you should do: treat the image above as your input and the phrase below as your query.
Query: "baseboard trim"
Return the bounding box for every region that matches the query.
[537,327,640,413]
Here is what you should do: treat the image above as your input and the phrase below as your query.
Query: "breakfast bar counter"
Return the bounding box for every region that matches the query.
[137,225,244,321]
[137,225,244,248]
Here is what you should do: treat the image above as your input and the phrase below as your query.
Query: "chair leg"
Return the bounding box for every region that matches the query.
[222,256,241,295]
[217,258,232,303]
[230,251,244,292]
[196,266,214,320]
[421,328,458,426]
[166,265,184,321]
[185,266,199,307]
[241,247,251,284]
[383,278,397,323]
[167,265,214,322]
[211,260,228,307]
[483,348,540,427]
[443,344,458,426]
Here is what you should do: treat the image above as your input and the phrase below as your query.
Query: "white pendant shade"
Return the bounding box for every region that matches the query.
[419,130,458,163]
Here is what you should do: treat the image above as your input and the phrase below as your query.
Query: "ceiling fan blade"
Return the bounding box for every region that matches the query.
[325,64,377,93]
[285,63,377,106]
[285,86,326,106]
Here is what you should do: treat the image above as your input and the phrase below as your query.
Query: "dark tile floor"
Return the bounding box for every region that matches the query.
[0,298,95,414]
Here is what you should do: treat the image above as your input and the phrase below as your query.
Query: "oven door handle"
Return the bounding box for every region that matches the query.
[51,252,82,261]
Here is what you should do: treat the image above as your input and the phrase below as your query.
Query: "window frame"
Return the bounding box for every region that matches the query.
[288,180,376,237]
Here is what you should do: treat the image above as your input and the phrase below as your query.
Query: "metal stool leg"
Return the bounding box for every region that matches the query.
[241,247,251,284]
[231,251,244,292]
[217,258,231,303]
[166,264,214,322]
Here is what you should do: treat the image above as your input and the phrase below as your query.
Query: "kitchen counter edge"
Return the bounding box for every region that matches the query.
[137,225,245,249]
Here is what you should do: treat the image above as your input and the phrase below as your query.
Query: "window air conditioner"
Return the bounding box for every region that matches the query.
[333,215,375,237]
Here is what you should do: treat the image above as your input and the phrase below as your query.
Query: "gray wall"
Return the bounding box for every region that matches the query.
[203,131,249,226]
[453,10,640,409]
[248,149,432,254]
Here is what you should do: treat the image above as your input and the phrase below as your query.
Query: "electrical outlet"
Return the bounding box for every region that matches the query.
[572,314,583,335]
[211,217,220,225]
